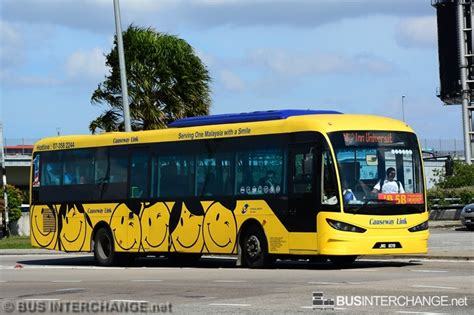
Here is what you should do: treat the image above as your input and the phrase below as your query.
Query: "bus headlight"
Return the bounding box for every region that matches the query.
[408,221,428,232]
[326,219,366,233]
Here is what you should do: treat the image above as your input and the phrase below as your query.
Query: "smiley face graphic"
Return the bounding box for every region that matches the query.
[59,204,91,251]
[30,205,58,249]
[170,201,204,252]
[203,201,238,253]
[110,203,142,251]
[140,202,170,252]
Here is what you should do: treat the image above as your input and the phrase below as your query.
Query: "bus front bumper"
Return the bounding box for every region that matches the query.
[318,230,429,256]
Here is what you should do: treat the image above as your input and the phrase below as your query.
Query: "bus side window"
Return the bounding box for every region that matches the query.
[41,153,62,186]
[130,149,149,199]
[321,151,339,205]
[158,155,195,197]
[236,149,283,195]
[292,150,314,194]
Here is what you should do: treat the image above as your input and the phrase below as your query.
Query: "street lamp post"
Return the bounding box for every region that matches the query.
[401,95,406,122]
[113,0,131,132]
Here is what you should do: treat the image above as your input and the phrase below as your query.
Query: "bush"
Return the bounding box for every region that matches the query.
[434,160,474,189]
[427,186,474,208]
[6,185,22,222]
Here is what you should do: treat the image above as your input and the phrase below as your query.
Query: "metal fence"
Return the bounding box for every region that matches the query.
[420,138,465,158]
[3,138,39,147]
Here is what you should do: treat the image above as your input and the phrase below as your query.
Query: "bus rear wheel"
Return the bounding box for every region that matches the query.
[94,228,116,266]
[241,226,270,268]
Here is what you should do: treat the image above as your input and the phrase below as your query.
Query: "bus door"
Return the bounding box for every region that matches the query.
[288,143,320,246]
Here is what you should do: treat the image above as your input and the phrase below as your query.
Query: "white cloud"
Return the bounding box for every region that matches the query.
[64,48,107,82]
[396,16,437,49]
[250,48,394,77]
[2,0,432,32]
[219,70,246,91]
[0,69,61,87]
[0,20,24,68]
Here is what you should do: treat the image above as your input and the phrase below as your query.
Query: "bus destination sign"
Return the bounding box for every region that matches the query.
[343,132,393,146]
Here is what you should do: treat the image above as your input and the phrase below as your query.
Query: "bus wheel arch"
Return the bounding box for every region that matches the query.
[238,220,271,268]
[91,222,117,266]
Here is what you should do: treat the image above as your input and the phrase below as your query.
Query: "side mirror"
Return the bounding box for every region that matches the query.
[445,158,454,176]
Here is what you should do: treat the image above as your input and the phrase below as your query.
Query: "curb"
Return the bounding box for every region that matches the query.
[364,255,473,261]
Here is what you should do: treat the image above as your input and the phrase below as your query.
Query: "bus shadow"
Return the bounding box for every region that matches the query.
[17,255,420,270]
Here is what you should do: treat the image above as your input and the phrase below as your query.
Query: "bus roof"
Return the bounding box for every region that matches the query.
[33,112,414,152]
[168,109,342,128]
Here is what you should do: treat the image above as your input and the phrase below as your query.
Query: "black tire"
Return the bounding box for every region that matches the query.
[241,225,270,268]
[466,225,474,231]
[94,228,116,266]
[329,255,357,267]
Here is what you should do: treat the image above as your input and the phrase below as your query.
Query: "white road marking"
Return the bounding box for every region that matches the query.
[0,265,128,270]
[110,300,149,303]
[396,311,448,314]
[51,280,82,283]
[410,270,448,273]
[300,306,347,310]
[209,303,251,307]
[308,281,362,285]
[411,285,458,290]
[23,298,60,301]
[130,279,162,282]
[213,280,247,283]
[54,288,86,292]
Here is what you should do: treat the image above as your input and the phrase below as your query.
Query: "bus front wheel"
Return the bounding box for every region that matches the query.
[94,228,116,266]
[241,226,270,268]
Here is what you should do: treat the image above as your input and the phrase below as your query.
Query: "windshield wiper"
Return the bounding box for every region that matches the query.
[347,198,396,214]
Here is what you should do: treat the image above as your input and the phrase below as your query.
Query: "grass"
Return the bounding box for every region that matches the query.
[0,235,33,249]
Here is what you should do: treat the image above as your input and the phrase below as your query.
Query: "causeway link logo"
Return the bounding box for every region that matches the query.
[313,291,334,310]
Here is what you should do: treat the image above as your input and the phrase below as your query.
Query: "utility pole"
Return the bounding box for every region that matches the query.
[113,0,132,132]
[401,95,406,122]
[457,1,473,164]
[0,123,9,237]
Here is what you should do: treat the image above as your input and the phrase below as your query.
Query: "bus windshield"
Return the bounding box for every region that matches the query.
[329,131,425,215]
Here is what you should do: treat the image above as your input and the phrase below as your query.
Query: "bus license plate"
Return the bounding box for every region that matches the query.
[373,242,402,249]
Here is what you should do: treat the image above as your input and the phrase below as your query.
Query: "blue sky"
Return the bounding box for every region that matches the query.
[0,0,462,145]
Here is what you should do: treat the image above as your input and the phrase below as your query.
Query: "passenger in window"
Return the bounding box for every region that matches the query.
[202,172,218,196]
[79,175,89,184]
[342,180,357,204]
[258,170,277,194]
[46,164,61,185]
[63,166,76,185]
[373,167,405,194]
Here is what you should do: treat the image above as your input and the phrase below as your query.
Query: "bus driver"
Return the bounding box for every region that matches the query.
[372,167,405,194]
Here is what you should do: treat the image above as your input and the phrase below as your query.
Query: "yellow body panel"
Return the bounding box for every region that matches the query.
[32,114,414,153]
[317,212,429,255]
[30,113,427,257]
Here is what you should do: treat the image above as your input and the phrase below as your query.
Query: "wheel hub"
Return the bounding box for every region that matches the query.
[246,235,261,259]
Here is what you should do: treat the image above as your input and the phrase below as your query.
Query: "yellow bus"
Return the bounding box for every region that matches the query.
[29,110,428,267]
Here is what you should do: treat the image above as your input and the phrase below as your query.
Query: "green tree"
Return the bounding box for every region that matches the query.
[90,25,211,133]
[6,185,22,222]
[434,160,474,189]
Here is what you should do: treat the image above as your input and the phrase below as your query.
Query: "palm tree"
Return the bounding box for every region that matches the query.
[90,25,211,133]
